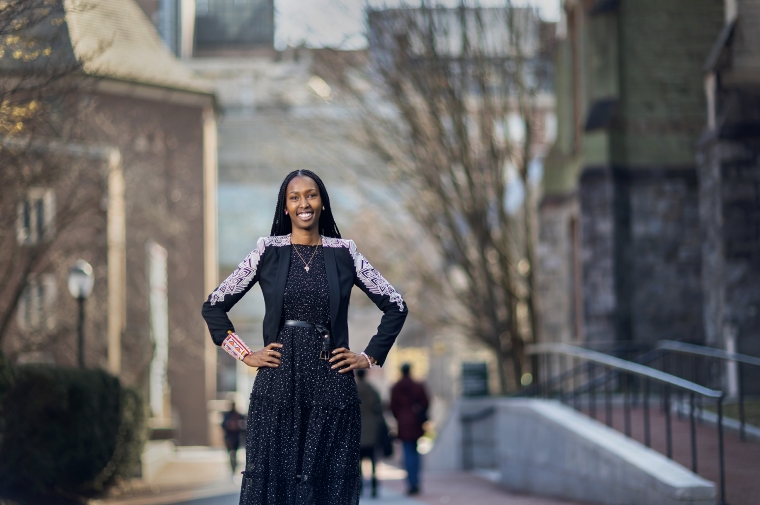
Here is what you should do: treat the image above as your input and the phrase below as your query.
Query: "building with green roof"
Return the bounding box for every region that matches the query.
[538,0,724,347]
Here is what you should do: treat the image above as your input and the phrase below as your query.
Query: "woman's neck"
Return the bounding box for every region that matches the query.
[290,228,321,245]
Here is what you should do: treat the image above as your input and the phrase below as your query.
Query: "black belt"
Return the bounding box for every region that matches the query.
[283,320,332,360]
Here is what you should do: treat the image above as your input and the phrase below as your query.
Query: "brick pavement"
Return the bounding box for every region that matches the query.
[578,404,760,505]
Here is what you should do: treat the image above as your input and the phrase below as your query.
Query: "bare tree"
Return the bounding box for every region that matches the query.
[325,2,554,392]
[0,0,123,362]
[0,0,100,349]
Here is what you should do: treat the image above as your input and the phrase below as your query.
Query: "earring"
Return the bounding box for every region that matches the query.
[285,210,288,215]
[322,206,325,210]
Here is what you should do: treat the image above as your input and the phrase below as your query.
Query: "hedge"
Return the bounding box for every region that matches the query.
[0,362,147,502]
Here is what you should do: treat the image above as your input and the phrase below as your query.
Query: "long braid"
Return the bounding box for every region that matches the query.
[270,170,342,238]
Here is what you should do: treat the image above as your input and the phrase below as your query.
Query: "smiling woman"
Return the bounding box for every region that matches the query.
[201,170,408,505]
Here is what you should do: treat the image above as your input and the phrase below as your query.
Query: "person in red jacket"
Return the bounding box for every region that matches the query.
[390,363,429,495]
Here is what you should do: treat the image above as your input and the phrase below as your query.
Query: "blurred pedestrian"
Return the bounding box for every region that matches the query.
[356,368,382,497]
[390,363,429,496]
[221,401,244,476]
[201,170,408,504]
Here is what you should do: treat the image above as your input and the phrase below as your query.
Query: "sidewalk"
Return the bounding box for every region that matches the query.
[96,448,587,505]
[94,447,239,505]
[382,470,588,505]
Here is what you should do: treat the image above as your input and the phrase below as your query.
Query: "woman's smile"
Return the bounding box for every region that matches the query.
[297,209,315,222]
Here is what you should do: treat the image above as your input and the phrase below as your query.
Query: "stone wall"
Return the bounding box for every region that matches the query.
[698,137,760,392]
[537,196,579,343]
[625,171,704,345]
[576,167,704,345]
[579,168,618,342]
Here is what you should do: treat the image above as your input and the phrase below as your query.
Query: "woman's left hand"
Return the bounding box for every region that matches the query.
[329,348,369,373]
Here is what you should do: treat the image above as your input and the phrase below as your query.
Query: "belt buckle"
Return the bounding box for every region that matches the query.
[319,332,330,361]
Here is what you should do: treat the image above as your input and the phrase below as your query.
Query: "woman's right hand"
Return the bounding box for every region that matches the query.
[243,343,283,368]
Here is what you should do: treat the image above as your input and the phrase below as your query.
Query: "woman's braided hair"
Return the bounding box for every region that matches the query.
[270,170,342,238]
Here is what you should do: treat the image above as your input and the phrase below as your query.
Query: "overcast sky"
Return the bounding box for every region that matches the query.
[274,0,561,50]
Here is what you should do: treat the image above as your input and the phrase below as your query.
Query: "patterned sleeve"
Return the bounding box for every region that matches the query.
[348,240,408,366]
[201,237,268,346]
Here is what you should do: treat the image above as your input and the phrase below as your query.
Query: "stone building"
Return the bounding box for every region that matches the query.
[2,0,218,445]
[538,0,725,346]
[698,0,760,389]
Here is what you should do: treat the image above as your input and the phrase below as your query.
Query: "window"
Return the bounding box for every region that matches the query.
[194,0,274,48]
[17,274,57,331]
[16,188,55,245]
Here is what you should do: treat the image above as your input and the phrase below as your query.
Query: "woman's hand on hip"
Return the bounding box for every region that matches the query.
[329,347,368,373]
[243,343,283,368]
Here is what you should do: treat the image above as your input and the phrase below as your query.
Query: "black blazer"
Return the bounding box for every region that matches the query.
[201,235,408,366]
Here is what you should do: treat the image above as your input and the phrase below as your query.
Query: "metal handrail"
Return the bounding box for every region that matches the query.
[656,340,759,444]
[657,340,760,367]
[527,343,723,398]
[526,342,727,505]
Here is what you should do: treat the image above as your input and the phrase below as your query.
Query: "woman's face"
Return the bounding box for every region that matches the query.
[285,176,322,232]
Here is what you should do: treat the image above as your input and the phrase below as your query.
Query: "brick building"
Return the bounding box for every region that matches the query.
[1,0,219,445]
[538,0,725,346]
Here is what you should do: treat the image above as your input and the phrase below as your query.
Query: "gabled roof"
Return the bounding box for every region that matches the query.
[63,0,213,95]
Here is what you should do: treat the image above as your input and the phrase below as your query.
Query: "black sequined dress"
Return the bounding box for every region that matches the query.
[241,245,361,505]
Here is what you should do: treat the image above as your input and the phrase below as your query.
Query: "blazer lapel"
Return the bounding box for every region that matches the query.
[323,245,340,329]
[271,245,291,328]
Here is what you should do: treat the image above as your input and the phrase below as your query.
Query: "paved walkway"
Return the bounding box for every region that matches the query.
[382,471,587,505]
[97,449,587,505]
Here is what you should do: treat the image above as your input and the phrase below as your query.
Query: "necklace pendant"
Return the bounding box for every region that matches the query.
[305,266,310,272]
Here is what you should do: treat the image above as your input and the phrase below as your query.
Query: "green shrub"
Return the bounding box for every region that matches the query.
[0,365,146,501]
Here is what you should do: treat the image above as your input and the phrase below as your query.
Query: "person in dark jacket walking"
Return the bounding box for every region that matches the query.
[221,401,244,476]
[390,363,429,495]
[356,369,382,497]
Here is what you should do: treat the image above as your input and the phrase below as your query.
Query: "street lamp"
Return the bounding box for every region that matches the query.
[68,259,94,368]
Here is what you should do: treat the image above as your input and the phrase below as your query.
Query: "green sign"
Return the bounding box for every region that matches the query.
[461,362,489,396]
